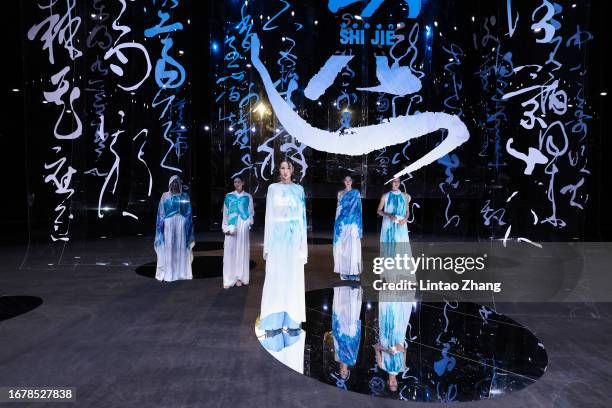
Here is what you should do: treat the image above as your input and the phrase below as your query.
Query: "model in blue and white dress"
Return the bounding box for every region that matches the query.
[259,176,308,330]
[222,180,254,288]
[333,177,363,280]
[377,181,410,243]
[375,178,416,390]
[154,176,195,282]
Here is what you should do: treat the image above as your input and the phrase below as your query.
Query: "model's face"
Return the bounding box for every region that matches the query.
[234,178,244,191]
[388,375,398,390]
[343,177,352,189]
[391,178,400,190]
[279,162,292,181]
[170,181,180,193]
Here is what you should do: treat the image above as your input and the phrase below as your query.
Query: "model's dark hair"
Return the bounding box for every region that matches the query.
[278,158,294,172]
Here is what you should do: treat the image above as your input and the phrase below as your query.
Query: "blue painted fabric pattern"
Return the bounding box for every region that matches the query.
[333,189,363,245]
[154,192,195,249]
[380,191,409,243]
[224,192,251,225]
[332,313,361,366]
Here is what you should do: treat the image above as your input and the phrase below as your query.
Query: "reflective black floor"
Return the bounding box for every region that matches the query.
[0,296,43,321]
[257,287,548,403]
[135,257,256,279]
[192,241,224,251]
[308,237,334,245]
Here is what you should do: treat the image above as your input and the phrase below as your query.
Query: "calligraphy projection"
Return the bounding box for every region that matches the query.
[22,0,191,266]
[27,0,83,242]
[19,0,596,254]
[145,0,189,174]
[213,0,594,241]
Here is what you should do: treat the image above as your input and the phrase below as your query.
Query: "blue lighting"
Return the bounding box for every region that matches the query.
[211,41,219,52]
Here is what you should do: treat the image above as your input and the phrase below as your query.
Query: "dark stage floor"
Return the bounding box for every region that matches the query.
[1,233,611,407]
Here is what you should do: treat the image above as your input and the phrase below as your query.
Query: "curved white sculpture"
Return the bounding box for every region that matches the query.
[250,33,470,183]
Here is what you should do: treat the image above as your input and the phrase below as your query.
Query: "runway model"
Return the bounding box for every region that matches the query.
[222,176,254,288]
[154,176,195,282]
[259,160,308,330]
[333,176,363,280]
[377,177,410,243]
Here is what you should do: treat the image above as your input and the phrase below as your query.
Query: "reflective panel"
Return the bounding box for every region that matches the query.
[256,287,547,402]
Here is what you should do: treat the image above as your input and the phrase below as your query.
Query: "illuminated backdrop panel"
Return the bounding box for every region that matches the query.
[213,0,593,242]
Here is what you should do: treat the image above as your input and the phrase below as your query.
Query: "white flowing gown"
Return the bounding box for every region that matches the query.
[259,182,308,330]
[222,191,254,286]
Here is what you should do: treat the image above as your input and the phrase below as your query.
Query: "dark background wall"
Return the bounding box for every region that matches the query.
[0,0,610,252]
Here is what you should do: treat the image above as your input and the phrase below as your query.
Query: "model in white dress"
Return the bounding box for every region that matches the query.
[154,176,195,282]
[222,177,254,288]
[259,160,308,330]
[333,176,363,280]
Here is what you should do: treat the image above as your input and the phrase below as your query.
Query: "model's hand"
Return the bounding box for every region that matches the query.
[389,215,398,222]
[398,219,407,225]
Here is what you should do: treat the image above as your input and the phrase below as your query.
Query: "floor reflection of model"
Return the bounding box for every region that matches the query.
[331,286,362,381]
[257,288,548,403]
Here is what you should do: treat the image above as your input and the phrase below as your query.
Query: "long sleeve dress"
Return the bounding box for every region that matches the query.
[332,286,363,367]
[222,191,254,287]
[333,189,363,279]
[259,182,308,330]
[154,191,195,281]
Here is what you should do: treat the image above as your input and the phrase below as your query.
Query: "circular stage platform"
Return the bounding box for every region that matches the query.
[256,287,547,402]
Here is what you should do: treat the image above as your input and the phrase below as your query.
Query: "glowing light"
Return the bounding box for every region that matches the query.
[252,102,270,117]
